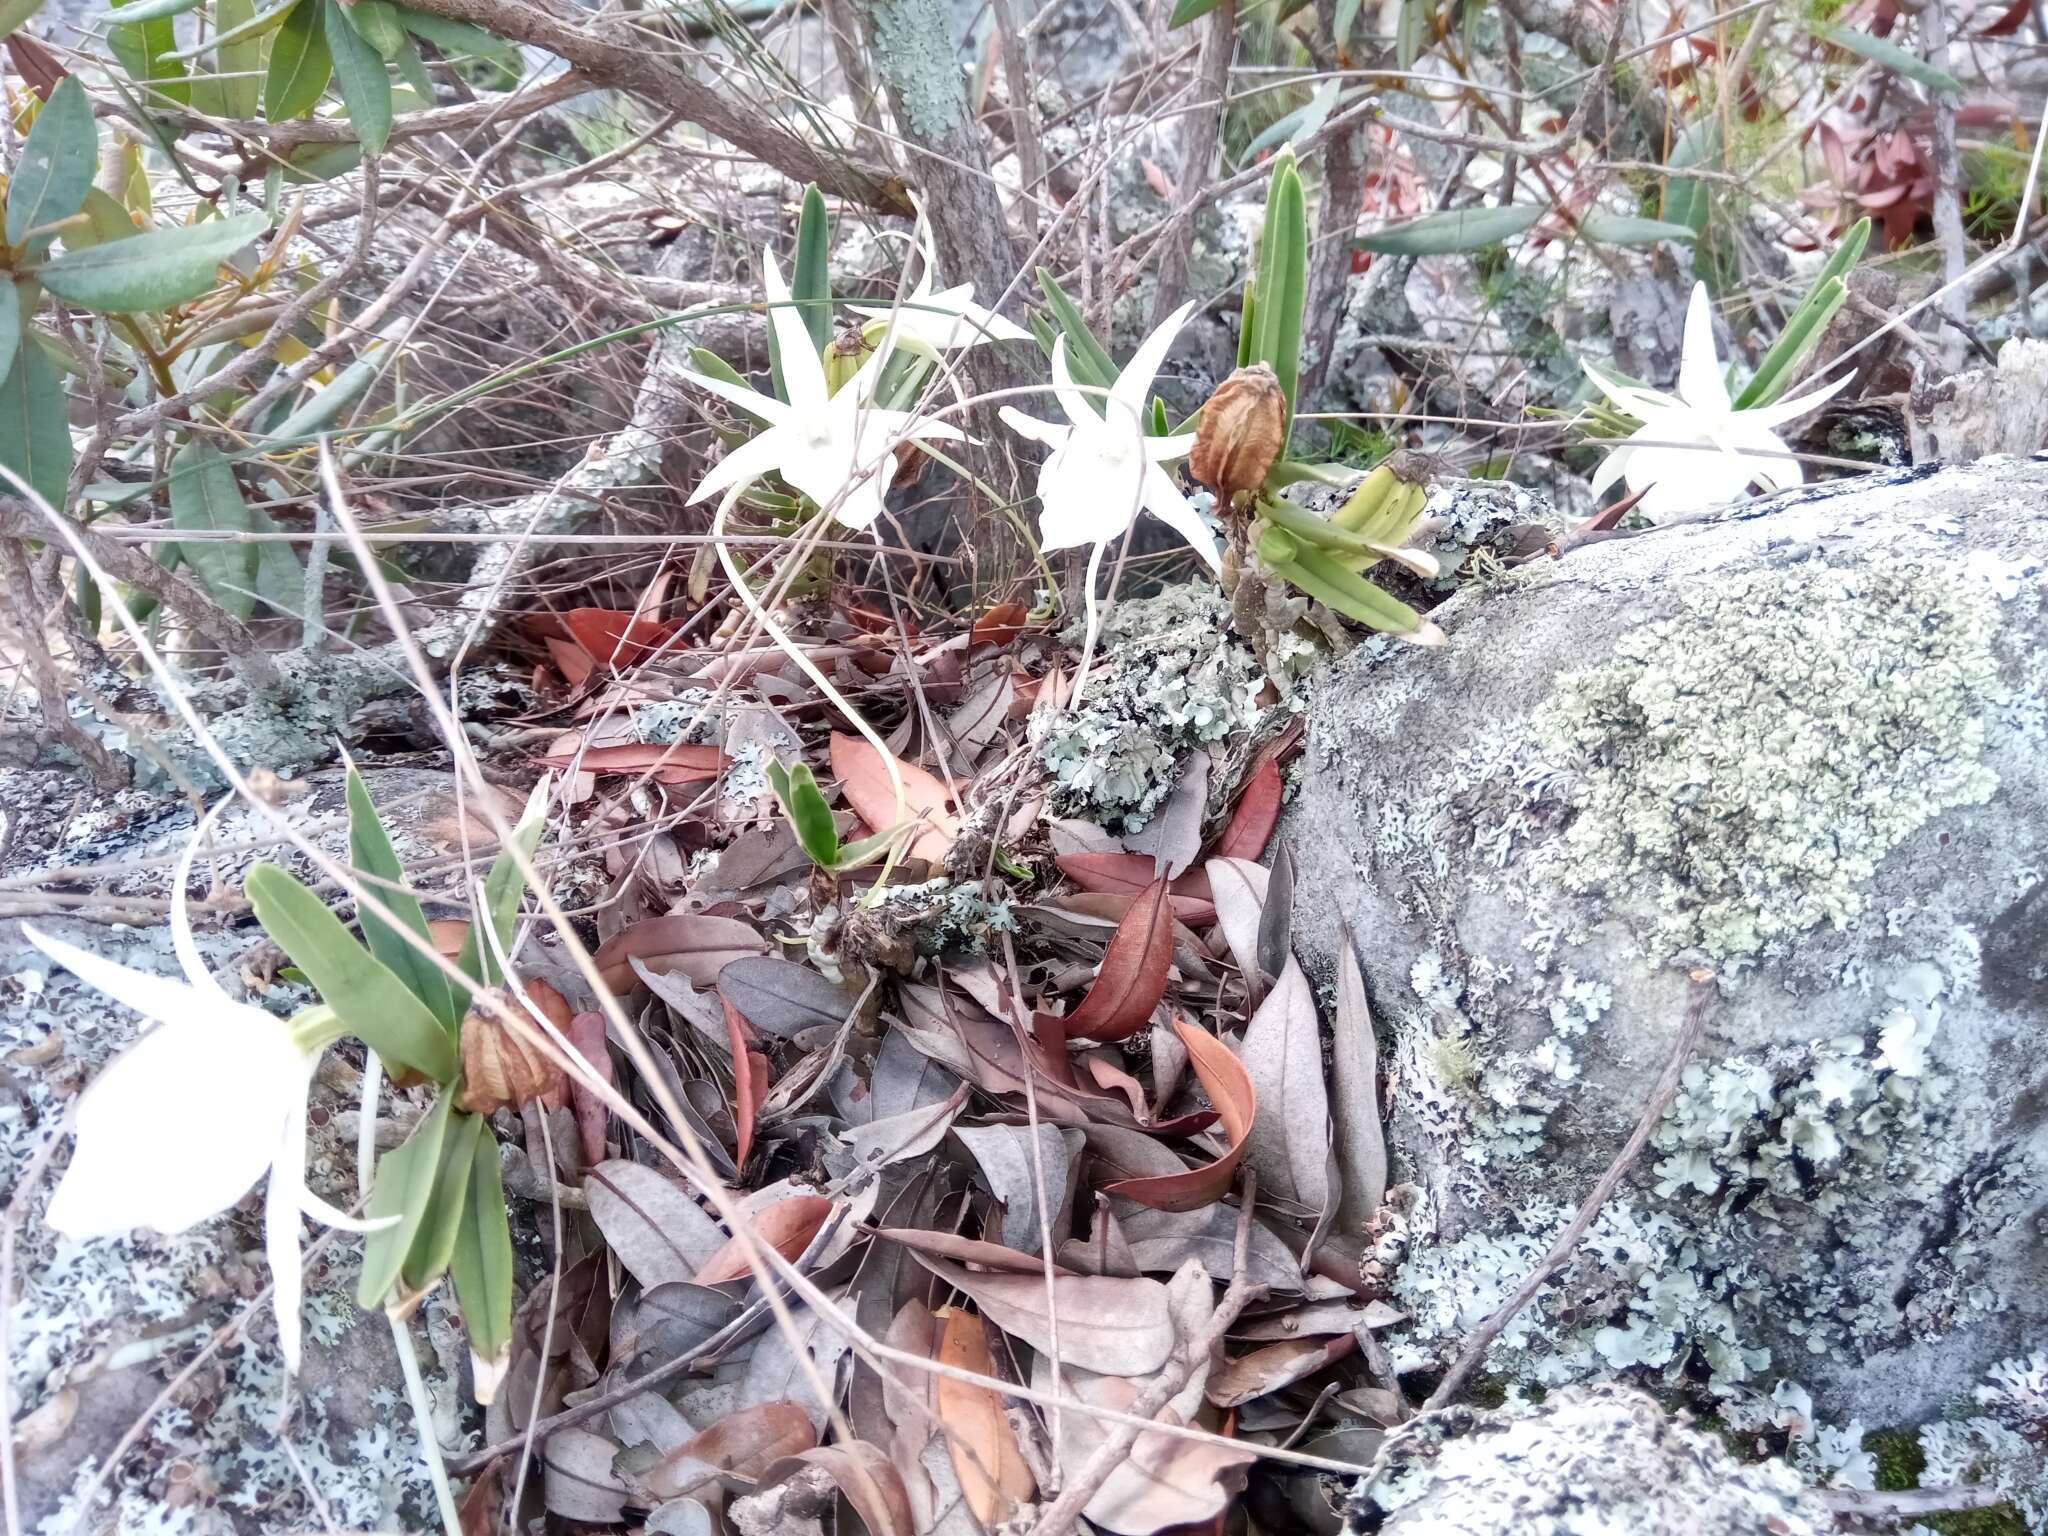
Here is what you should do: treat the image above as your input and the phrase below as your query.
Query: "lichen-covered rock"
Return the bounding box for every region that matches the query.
[1286,456,2048,1425]
[1342,1386,1831,1535]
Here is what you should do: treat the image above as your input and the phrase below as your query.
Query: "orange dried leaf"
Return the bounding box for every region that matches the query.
[934,1307,1036,1525]
[829,732,960,863]
[1189,363,1287,504]
[1102,1015,1257,1212]
[694,1194,836,1285]
[1050,877,1174,1043]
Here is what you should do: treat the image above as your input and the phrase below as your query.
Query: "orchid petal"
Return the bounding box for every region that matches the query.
[1000,406,1070,449]
[1140,464,1222,571]
[24,923,221,1031]
[1144,430,1201,463]
[688,426,802,506]
[1111,300,1194,419]
[1676,282,1732,414]
[678,367,791,428]
[1742,368,1854,428]
[267,1097,308,1374]
[1050,339,1100,428]
[1589,443,1634,501]
[170,798,233,1003]
[1718,417,1804,491]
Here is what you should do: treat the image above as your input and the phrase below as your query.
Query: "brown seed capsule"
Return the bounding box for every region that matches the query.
[1189,363,1287,506]
[457,986,566,1116]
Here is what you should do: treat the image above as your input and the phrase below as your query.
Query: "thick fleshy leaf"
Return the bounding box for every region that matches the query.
[167,437,300,619]
[905,1253,1173,1374]
[455,779,549,987]
[1048,876,1174,1043]
[934,1306,1035,1524]
[694,1193,835,1285]
[357,1090,452,1306]
[39,213,269,312]
[1818,20,1964,92]
[345,762,460,1029]
[593,913,769,994]
[829,732,958,862]
[245,861,456,1083]
[7,76,96,248]
[400,1107,480,1290]
[584,1159,726,1289]
[1354,204,1545,256]
[1103,1016,1256,1211]
[448,1116,515,1385]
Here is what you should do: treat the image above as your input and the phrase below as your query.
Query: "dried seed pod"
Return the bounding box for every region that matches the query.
[1189,363,1287,506]
[457,987,566,1115]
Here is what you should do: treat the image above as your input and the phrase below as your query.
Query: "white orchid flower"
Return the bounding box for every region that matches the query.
[680,250,968,531]
[26,808,386,1375]
[1586,281,1851,517]
[998,300,1221,572]
[849,202,1031,357]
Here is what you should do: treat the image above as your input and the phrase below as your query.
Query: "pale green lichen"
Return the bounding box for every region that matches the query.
[1035,583,1271,831]
[1530,562,2004,961]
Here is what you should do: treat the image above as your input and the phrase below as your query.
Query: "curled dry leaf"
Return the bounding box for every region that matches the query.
[1103,1016,1257,1212]
[694,1193,836,1285]
[1057,852,1217,926]
[830,731,960,862]
[762,1445,917,1536]
[457,987,567,1116]
[593,913,770,994]
[907,1253,1174,1375]
[1043,877,1174,1043]
[555,1011,615,1168]
[1213,757,1282,861]
[874,1227,1073,1275]
[1206,1333,1357,1408]
[1189,362,1287,505]
[724,995,765,1170]
[643,1401,819,1501]
[564,607,677,668]
[933,1307,1036,1526]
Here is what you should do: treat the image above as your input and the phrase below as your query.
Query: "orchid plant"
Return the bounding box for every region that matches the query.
[1579,219,1868,516]
[27,767,551,1402]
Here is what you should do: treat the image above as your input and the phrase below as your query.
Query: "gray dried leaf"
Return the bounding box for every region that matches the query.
[612,1389,695,1455]
[955,1123,1078,1253]
[1235,959,1331,1215]
[1111,1199,1304,1292]
[615,1282,743,1365]
[1330,934,1387,1231]
[543,1426,630,1522]
[721,957,858,1037]
[740,1300,852,1430]
[1205,857,1270,1007]
[1122,751,1209,879]
[646,1497,716,1536]
[831,1025,961,1126]
[833,1084,968,1176]
[1256,841,1294,981]
[586,1160,726,1290]
[906,1254,1175,1375]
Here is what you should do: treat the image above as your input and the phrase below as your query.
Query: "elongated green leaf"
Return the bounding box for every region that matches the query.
[767,758,840,868]
[264,0,331,122]
[0,0,48,39]
[1247,150,1306,436]
[1237,79,1346,170]
[346,763,462,1030]
[1734,217,1870,409]
[8,79,99,249]
[108,0,191,105]
[793,184,831,358]
[1353,203,1544,255]
[1577,213,1698,246]
[394,7,518,72]
[168,438,259,618]
[1034,268,1116,401]
[245,860,458,1082]
[0,284,19,397]
[186,0,260,116]
[347,0,407,57]
[358,1090,452,1306]
[1661,119,1721,237]
[401,1109,479,1290]
[456,779,549,988]
[166,0,294,61]
[1395,0,1427,69]
[100,0,202,21]
[1331,0,1359,42]
[37,212,268,312]
[1166,0,1221,25]
[1819,21,1963,94]
[323,0,390,153]
[0,332,72,512]
[448,1117,515,1366]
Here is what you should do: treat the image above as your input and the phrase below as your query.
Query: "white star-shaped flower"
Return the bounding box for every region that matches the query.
[999,301,1220,570]
[849,201,1031,356]
[680,250,968,531]
[1587,281,1851,516]
[27,811,387,1374]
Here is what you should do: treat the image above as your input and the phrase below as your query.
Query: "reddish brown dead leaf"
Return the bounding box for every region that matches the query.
[1045,877,1174,1043]
[592,914,769,994]
[1102,1016,1257,1212]
[723,995,766,1168]
[830,732,960,862]
[1213,758,1282,861]
[545,636,598,690]
[873,1228,1074,1274]
[762,1445,917,1536]
[564,1012,613,1167]
[968,601,1030,649]
[933,1307,1036,1525]
[1205,1334,1356,1408]
[1057,853,1216,922]
[427,918,470,957]
[539,740,723,785]
[645,1401,818,1498]
[563,608,676,669]
[4,35,64,99]
[695,1194,836,1285]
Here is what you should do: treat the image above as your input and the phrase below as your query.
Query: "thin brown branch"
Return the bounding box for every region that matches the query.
[1149,0,1236,329]
[1422,971,1717,1411]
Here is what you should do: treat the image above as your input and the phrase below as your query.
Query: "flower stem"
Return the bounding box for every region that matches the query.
[387,1307,462,1536]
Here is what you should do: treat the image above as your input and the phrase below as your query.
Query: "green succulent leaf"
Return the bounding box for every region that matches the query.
[38,212,269,313]
[1817,21,1963,94]
[245,860,458,1083]
[7,77,99,250]
[767,757,842,869]
[167,437,300,619]
[448,1115,515,1366]
[1353,203,1544,256]
[345,761,462,1031]
[456,778,549,988]
[358,1090,453,1307]
[400,1109,481,1291]
[1577,213,1698,246]
[1245,149,1307,438]
[1033,268,1118,400]
[1661,119,1721,238]
[1734,217,1869,410]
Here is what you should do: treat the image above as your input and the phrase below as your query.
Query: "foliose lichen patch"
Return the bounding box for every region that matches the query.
[1528,561,2004,962]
